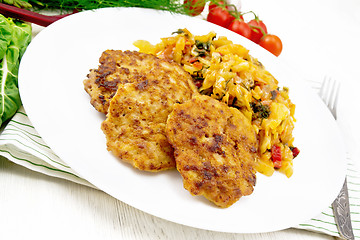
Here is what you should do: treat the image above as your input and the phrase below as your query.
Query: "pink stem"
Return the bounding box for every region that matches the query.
[0,3,73,27]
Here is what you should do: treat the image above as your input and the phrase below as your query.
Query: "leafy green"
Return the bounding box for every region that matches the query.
[0,14,31,127]
[0,0,32,8]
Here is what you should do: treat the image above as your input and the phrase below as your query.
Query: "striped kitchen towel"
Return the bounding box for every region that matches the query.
[296,153,360,239]
[0,106,95,188]
[0,106,359,239]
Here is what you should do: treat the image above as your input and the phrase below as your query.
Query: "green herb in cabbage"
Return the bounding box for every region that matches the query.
[0,14,31,127]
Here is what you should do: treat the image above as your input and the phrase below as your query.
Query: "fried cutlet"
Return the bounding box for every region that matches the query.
[84,50,198,114]
[165,95,258,208]
[101,69,198,172]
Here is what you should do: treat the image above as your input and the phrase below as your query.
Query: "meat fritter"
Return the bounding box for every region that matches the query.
[84,50,198,114]
[101,70,198,172]
[166,95,258,208]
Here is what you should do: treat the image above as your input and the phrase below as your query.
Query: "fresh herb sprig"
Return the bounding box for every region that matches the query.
[250,100,270,120]
[27,0,193,14]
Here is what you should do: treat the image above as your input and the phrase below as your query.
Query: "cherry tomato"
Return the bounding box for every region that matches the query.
[184,0,206,16]
[209,1,225,11]
[248,19,267,43]
[207,6,235,28]
[227,20,251,39]
[208,1,242,19]
[259,34,283,56]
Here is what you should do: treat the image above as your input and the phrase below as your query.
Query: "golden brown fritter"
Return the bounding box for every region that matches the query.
[101,69,198,172]
[84,50,198,114]
[166,95,258,208]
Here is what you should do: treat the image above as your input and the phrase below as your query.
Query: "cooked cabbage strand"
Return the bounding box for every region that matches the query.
[135,29,299,178]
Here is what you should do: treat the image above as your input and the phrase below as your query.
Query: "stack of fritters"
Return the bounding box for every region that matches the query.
[84,50,258,207]
[84,50,199,114]
[84,50,199,171]
[84,50,149,114]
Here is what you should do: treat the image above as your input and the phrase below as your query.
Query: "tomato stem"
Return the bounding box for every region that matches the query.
[228,6,239,19]
[248,23,267,36]
[244,10,259,20]
[209,0,240,20]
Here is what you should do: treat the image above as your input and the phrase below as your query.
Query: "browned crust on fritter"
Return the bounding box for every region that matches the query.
[83,50,198,114]
[101,64,199,172]
[165,95,258,207]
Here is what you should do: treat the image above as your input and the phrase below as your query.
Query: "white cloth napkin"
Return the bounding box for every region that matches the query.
[296,151,360,239]
[0,106,359,239]
[0,107,95,188]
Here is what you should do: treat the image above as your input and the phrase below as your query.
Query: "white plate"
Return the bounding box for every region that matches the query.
[18,7,346,233]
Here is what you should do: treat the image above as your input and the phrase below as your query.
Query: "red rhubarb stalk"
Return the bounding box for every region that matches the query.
[0,3,74,27]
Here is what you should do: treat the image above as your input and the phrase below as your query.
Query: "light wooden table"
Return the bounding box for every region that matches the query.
[0,156,336,240]
[1,0,359,239]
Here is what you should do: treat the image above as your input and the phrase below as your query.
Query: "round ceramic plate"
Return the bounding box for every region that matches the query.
[18,7,346,233]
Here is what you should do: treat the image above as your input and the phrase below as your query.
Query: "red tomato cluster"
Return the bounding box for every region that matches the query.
[184,0,283,57]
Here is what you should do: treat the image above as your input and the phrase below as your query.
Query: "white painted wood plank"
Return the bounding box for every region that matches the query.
[0,156,335,240]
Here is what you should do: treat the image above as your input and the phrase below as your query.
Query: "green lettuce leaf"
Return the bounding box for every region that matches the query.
[0,16,13,60]
[0,15,31,127]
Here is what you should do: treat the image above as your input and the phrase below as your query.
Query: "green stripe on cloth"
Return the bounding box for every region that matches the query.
[0,149,80,178]
[296,154,360,239]
[0,106,95,188]
[0,137,69,168]
[298,223,340,235]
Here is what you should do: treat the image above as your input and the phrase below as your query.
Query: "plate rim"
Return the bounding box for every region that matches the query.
[18,7,347,234]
